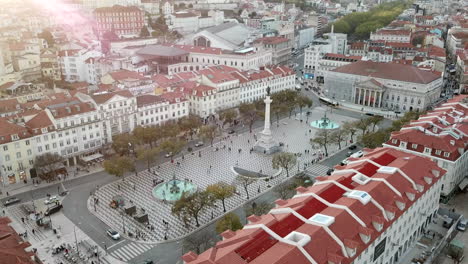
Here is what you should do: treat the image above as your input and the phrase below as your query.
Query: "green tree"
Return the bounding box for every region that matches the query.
[160,122,180,139]
[236,175,256,200]
[140,26,150,37]
[133,126,159,148]
[34,153,64,181]
[206,182,236,212]
[272,152,297,177]
[274,181,296,200]
[368,115,384,132]
[178,115,202,139]
[333,20,351,33]
[103,156,135,181]
[159,139,185,160]
[215,213,243,234]
[199,125,219,146]
[296,95,313,119]
[137,147,161,172]
[330,128,348,150]
[353,118,372,135]
[311,129,332,157]
[183,229,217,255]
[112,133,137,156]
[343,121,358,143]
[360,130,390,148]
[172,191,214,227]
[239,102,262,133]
[38,29,54,47]
[219,109,238,128]
[355,21,384,38]
[272,90,298,118]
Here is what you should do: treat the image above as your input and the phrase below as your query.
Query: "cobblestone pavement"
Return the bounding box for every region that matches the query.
[90,107,357,243]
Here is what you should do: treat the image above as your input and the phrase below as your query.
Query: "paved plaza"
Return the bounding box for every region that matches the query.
[89,107,358,244]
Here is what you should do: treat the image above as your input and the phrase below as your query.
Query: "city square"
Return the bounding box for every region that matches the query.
[89,106,357,243]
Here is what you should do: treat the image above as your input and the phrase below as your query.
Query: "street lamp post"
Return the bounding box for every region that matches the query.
[74,223,81,253]
[121,211,126,234]
[163,219,169,240]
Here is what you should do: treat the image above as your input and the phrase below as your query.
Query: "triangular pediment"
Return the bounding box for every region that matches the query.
[356,78,385,90]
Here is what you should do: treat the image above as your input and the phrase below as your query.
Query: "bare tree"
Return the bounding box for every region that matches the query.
[236,175,257,200]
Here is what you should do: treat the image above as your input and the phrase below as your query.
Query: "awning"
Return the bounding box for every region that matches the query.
[82,153,103,162]
[459,178,468,190]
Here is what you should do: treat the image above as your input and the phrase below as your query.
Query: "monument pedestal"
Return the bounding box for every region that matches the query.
[253,132,280,154]
[253,94,281,155]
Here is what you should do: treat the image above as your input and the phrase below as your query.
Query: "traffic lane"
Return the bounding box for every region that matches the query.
[320,144,363,169]
[1,171,115,205]
[62,178,122,248]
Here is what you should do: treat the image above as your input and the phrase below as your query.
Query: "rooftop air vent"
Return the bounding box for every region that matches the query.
[377,166,398,174]
[284,231,311,247]
[309,213,335,227]
[352,173,371,185]
[347,190,372,205]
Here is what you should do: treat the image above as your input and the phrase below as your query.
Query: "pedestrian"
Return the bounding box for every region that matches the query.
[6,192,9,196]
[2,210,5,216]
[31,229,35,235]
[117,184,120,190]
[21,217,25,223]
[247,139,250,144]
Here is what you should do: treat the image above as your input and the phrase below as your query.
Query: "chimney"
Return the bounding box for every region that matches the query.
[450,140,455,146]
[66,107,71,113]
[75,105,81,112]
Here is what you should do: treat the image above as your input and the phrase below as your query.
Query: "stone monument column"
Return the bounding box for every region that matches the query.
[253,87,280,155]
[262,96,272,136]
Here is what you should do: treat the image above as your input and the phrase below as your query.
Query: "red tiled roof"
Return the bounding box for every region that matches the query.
[374,29,411,36]
[91,90,133,104]
[136,94,165,107]
[108,70,149,81]
[332,61,441,84]
[94,5,143,13]
[184,148,445,264]
[0,217,36,264]
[0,118,31,144]
[254,36,290,45]
[25,111,54,135]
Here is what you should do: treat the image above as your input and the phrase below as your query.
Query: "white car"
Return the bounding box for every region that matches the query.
[350,150,364,158]
[44,195,59,205]
[164,152,173,158]
[195,141,204,147]
[107,229,120,240]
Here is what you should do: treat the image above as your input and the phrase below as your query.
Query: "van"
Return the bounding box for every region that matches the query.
[457,219,467,231]
[443,217,454,228]
[45,204,63,216]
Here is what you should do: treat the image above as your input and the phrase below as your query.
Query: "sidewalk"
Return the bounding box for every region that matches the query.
[0,165,105,199]
[5,199,125,264]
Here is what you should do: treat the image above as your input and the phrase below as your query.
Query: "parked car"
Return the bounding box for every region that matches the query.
[326,168,334,176]
[107,229,120,240]
[365,113,375,116]
[348,145,357,150]
[350,150,364,158]
[457,219,467,231]
[142,260,154,264]
[45,204,63,216]
[3,197,20,206]
[228,129,235,134]
[164,152,173,158]
[443,217,454,228]
[340,159,349,166]
[44,195,59,205]
[195,141,204,147]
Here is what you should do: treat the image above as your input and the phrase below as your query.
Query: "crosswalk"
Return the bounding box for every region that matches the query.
[109,242,153,262]
[304,164,331,176]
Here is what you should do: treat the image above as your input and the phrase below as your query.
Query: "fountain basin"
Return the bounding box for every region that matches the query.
[310,119,340,129]
[152,180,197,202]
